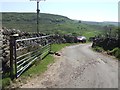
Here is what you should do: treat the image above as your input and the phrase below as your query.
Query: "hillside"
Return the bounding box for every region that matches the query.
[82,21,118,26]
[2,12,109,39]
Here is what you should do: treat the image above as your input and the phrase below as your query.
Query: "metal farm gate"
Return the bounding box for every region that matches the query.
[10,35,52,79]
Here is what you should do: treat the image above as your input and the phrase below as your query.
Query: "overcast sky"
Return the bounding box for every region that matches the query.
[0,0,119,22]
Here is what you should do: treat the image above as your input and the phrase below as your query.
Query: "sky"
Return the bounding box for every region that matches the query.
[0,0,119,22]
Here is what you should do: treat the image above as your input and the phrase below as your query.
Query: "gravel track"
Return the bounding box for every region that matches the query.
[21,43,118,88]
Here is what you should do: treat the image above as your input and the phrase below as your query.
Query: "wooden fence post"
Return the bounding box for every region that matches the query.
[10,34,18,80]
[14,35,18,78]
[50,36,52,52]
[10,36,14,80]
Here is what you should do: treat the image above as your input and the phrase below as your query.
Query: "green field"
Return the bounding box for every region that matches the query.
[2,12,110,39]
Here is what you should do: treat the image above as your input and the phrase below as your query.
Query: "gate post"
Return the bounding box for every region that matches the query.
[10,35,14,80]
[49,35,52,52]
[10,34,18,80]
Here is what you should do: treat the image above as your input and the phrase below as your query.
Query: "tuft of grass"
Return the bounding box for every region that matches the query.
[108,48,120,60]
[2,78,11,88]
[2,72,11,88]
[93,46,120,60]
[51,43,72,52]
[92,46,104,52]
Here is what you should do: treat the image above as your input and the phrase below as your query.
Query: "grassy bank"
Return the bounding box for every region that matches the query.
[2,43,73,88]
[51,43,72,52]
[107,48,120,60]
[92,46,104,52]
[92,46,120,60]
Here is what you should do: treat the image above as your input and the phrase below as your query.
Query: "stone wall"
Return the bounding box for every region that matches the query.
[92,37,119,50]
[1,27,48,75]
[1,27,79,75]
[0,28,3,73]
[2,27,11,74]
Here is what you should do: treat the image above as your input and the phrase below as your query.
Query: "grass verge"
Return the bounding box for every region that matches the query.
[107,48,120,60]
[92,46,120,60]
[51,43,73,52]
[22,43,72,77]
[92,46,104,52]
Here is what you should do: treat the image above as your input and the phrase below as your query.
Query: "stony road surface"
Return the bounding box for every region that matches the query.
[21,43,118,88]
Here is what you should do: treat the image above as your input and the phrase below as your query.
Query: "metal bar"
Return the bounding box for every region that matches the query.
[16,35,52,42]
[42,46,50,53]
[41,49,49,57]
[49,42,51,52]
[17,51,32,60]
[43,44,50,49]
[17,44,50,72]
[17,56,40,77]
[17,54,38,68]
[41,43,50,49]
[40,45,50,59]
[16,47,28,51]
[40,46,49,53]
[17,57,31,69]
[17,45,42,60]
[17,50,41,69]
[17,55,31,64]
[17,67,24,74]
[40,49,50,59]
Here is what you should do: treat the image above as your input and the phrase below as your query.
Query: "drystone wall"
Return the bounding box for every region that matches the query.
[1,27,79,75]
[1,27,49,74]
[92,37,119,50]
[0,28,3,73]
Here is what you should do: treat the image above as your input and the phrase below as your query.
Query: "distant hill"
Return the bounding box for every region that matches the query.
[102,22,118,26]
[82,21,118,26]
[2,12,116,39]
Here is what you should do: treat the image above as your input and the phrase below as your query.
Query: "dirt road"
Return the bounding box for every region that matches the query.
[21,43,118,88]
